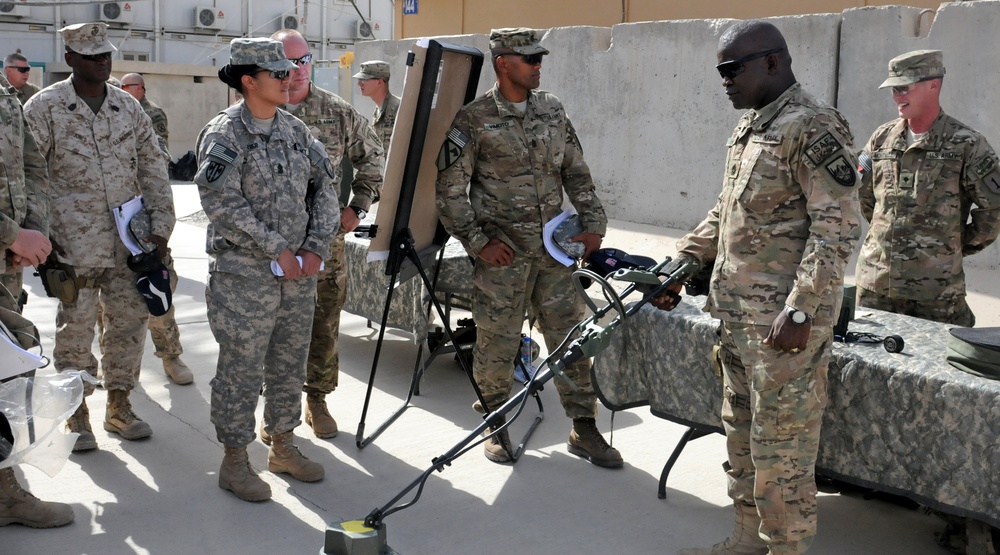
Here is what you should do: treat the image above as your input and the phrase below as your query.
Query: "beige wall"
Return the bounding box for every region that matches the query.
[394,0,941,38]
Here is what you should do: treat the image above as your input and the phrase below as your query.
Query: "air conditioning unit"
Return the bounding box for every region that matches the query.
[0,2,30,18]
[280,14,299,31]
[194,6,224,31]
[98,2,134,24]
[354,19,382,40]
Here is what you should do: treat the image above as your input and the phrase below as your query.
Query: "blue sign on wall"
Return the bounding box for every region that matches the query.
[403,0,418,15]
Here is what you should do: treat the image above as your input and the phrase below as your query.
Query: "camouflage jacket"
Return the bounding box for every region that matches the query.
[436,84,607,258]
[857,110,1000,301]
[16,82,40,106]
[140,95,169,152]
[24,78,174,268]
[288,83,383,212]
[372,93,400,153]
[0,74,48,274]
[194,102,341,281]
[677,83,862,326]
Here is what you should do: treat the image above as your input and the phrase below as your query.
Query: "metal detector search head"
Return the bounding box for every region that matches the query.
[321,520,400,555]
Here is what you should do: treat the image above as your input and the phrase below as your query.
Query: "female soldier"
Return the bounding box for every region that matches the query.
[193,38,340,502]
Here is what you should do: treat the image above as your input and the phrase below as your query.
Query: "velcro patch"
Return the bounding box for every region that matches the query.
[750,132,782,145]
[484,121,511,131]
[825,155,857,187]
[208,142,238,164]
[983,170,1000,195]
[437,128,470,171]
[309,139,337,180]
[805,132,842,165]
[194,141,238,190]
[972,155,997,180]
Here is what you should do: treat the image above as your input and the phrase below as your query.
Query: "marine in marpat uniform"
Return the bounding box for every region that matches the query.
[857,50,1000,327]
[653,20,861,555]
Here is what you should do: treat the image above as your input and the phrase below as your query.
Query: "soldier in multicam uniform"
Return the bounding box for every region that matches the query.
[23,22,175,452]
[195,37,340,502]
[113,71,193,385]
[3,53,41,106]
[266,29,384,442]
[435,28,623,469]
[857,50,1000,327]
[0,71,49,307]
[354,60,400,152]
[0,67,72,532]
[654,21,861,555]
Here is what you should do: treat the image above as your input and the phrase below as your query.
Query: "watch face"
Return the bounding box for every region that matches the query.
[791,310,807,324]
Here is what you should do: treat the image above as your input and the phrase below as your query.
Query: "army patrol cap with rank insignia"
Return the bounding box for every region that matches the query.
[489,28,550,56]
[60,22,117,55]
[352,60,390,80]
[879,49,946,89]
[228,37,298,71]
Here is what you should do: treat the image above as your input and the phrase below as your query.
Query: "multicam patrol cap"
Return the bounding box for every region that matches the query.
[879,49,946,89]
[60,22,117,55]
[228,38,298,71]
[489,28,549,56]
[352,60,390,80]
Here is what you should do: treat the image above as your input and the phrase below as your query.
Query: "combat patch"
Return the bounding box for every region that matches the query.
[805,132,842,165]
[193,141,238,190]
[437,127,470,171]
[825,155,857,187]
[309,139,338,180]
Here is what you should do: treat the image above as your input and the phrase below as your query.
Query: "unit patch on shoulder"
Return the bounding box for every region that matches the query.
[984,170,1000,195]
[805,132,843,165]
[972,155,997,180]
[194,141,239,190]
[825,155,857,187]
[437,127,470,171]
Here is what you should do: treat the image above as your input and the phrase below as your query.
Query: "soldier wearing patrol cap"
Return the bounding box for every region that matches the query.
[654,20,861,554]
[436,27,621,468]
[23,22,175,452]
[857,49,1000,326]
[353,60,399,152]
[195,37,340,502]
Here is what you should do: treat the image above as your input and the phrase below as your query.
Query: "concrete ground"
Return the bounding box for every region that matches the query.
[6,183,997,555]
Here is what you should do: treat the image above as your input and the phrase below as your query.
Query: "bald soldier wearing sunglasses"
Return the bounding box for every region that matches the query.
[653,20,861,555]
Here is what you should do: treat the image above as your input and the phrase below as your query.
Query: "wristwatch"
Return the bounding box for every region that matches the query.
[785,306,811,325]
[349,206,367,220]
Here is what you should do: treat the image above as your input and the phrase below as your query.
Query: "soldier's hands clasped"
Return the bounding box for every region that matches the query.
[478,238,514,267]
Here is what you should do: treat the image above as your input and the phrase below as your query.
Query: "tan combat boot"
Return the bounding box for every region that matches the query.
[103,389,152,440]
[162,356,194,385]
[0,467,74,528]
[567,418,623,468]
[483,415,512,464]
[305,393,338,438]
[66,399,97,452]
[259,418,272,446]
[219,446,271,502]
[677,503,768,555]
[267,432,324,482]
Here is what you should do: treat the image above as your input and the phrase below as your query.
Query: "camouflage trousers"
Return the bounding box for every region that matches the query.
[471,253,596,419]
[0,270,24,308]
[54,261,149,396]
[857,286,976,327]
[206,271,317,448]
[97,253,183,358]
[718,321,831,555]
[304,230,347,395]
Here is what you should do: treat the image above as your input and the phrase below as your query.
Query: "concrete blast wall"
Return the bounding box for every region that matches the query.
[357,2,1000,270]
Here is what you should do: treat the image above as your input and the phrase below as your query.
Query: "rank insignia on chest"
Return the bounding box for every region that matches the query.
[825,155,857,187]
[805,132,842,165]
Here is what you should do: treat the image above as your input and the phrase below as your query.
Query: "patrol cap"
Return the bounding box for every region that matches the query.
[879,49,946,89]
[60,22,117,56]
[228,38,297,71]
[352,60,390,80]
[946,327,1000,380]
[489,28,549,57]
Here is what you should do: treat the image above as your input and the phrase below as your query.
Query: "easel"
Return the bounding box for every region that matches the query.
[355,40,544,461]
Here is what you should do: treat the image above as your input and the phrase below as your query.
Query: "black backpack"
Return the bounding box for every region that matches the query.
[169,150,198,181]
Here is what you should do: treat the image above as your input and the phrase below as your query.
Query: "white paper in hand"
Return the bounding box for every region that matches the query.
[270,256,325,277]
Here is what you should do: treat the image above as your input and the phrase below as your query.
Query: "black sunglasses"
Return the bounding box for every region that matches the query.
[715,48,783,80]
[76,52,113,63]
[253,69,291,80]
[8,66,30,74]
[289,53,313,66]
[500,53,544,66]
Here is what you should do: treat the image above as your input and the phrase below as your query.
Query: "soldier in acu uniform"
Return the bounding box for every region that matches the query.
[266,29,384,442]
[435,28,622,469]
[354,60,400,152]
[654,20,861,555]
[857,50,1000,327]
[23,22,175,453]
[195,38,340,502]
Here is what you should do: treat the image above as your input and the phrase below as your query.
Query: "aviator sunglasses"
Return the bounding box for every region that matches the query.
[715,48,783,80]
[253,69,291,80]
[8,66,30,73]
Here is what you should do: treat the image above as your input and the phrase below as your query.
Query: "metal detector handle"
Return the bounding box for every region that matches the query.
[353,224,378,238]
